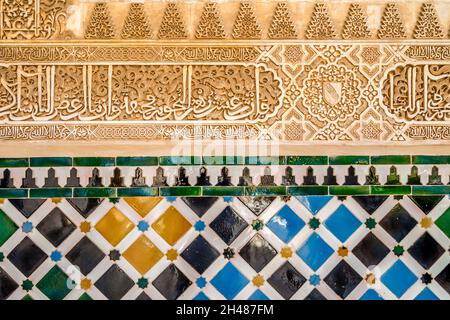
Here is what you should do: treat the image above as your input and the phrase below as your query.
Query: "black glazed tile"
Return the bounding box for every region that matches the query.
[9,199,46,218]
[21,168,37,188]
[37,207,76,246]
[267,262,306,299]
[95,264,134,300]
[0,267,19,300]
[135,292,151,300]
[353,233,390,267]
[152,264,192,300]
[210,206,248,245]
[324,260,362,299]
[353,196,388,214]
[67,198,104,218]
[409,196,444,214]
[7,237,48,277]
[0,169,14,188]
[238,196,275,216]
[239,234,277,272]
[435,264,450,294]
[65,168,81,187]
[181,235,220,274]
[66,237,106,275]
[182,197,218,217]
[407,232,445,270]
[379,204,417,242]
[43,168,60,188]
[305,288,326,300]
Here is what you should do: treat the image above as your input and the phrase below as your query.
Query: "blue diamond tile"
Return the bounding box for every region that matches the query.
[267,205,305,243]
[211,262,249,300]
[360,289,383,300]
[248,289,269,300]
[381,260,418,298]
[324,205,361,242]
[415,287,438,300]
[194,292,210,300]
[296,233,334,271]
[296,196,332,215]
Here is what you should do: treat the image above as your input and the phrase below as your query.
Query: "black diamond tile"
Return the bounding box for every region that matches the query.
[267,262,306,299]
[9,199,46,218]
[136,292,151,300]
[379,204,417,242]
[353,196,388,214]
[0,267,19,300]
[324,260,362,299]
[305,288,326,300]
[210,206,248,245]
[153,264,192,300]
[37,208,76,247]
[239,234,277,272]
[181,235,220,274]
[95,264,134,300]
[182,197,218,217]
[409,196,444,214]
[67,198,103,218]
[238,196,275,216]
[407,232,445,270]
[66,237,106,275]
[7,237,48,277]
[436,264,450,294]
[353,233,390,267]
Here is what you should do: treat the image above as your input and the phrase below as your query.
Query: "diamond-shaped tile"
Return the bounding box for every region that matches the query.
[182,197,218,217]
[409,196,444,214]
[415,287,438,300]
[124,197,162,218]
[408,232,445,269]
[296,196,332,215]
[379,203,417,242]
[296,233,334,271]
[324,205,361,242]
[36,265,72,300]
[181,235,220,274]
[353,196,388,214]
[268,262,306,299]
[381,260,418,298]
[248,289,269,300]
[0,209,18,246]
[123,235,163,275]
[67,198,103,218]
[435,264,450,294]
[360,289,383,300]
[324,260,362,299]
[238,196,275,216]
[211,262,249,300]
[239,234,277,272]
[37,207,76,247]
[95,264,134,300]
[0,267,19,300]
[352,233,389,267]
[436,207,450,238]
[152,206,191,246]
[153,264,192,300]
[65,237,106,275]
[136,292,151,300]
[267,205,305,243]
[305,288,326,300]
[9,199,46,218]
[209,206,248,245]
[95,207,135,246]
[8,237,48,277]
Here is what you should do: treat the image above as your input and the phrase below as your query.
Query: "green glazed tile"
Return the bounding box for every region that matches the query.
[22,295,33,301]
[73,157,115,167]
[330,186,370,195]
[412,155,450,164]
[74,188,116,198]
[245,156,286,165]
[202,186,245,196]
[117,187,158,197]
[371,155,410,165]
[329,156,369,165]
[30,157,72,167]
[30,188,72,198]
[0,209,18,246]
[159,156,201,166]
[159,187,201,196]
[435,207,450,238]
[0,189,28,198]
[202,156,244,165]
[412,186,450,195]
[36,266,71,300]
[116,157,158,166]
[286,156,328,165]
[287,186,329,195]
[79,293,92,301]
[0,158,29,167]
[245,186,287,196]
[370,186,411,195]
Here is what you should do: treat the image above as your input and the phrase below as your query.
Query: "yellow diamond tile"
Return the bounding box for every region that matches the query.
[95,207,135,246]
[123,235,163,275]
[124,197,162,218]
[152,206,192,246]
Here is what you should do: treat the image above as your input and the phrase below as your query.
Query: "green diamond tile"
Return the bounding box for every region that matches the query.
[436,208,450,238]
[0,209,18,246]
[36,266,72,300]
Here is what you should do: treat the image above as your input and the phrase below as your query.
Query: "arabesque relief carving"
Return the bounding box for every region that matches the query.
[0,0,450,143]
